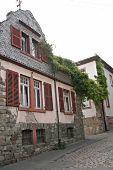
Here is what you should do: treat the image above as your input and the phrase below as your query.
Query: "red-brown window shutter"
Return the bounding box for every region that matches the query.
[41,48,48,63]
[58,87,64,112]
[11,26,21,49]
[44,82,53,111]
[6,70,19,106]
[71,91,76,113]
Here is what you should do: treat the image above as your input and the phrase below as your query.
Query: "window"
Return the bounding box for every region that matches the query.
[58,87,76,114]
[36,129,45,143]
[20,76,29,107]
[109,75,113,87]
[31,39,39,57]
[63,90,70,112]
[22,130,32,146]
[83,98,91,108]
[31,40,47,62]
[67,127,74,138]
[6,70,19,106]
[106,97,110,108]
[21,33,30,53]
[34,80,42,109]
[44,82,53,111]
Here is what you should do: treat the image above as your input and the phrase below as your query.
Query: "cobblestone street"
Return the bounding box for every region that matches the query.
[40,132,113,170]
[1,131,113,170]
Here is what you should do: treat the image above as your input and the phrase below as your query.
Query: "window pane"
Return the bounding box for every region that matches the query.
[36,129,45,143]
[34,89,36,108]
[66,97,69,111]
[20,85,23,105]
[32,42,36,57]
[22,33,28,52]
[67,127,74,138]
[22,37,26,51]
[22,130,32,145]
[24,86,29,106]
[37,90,40,108]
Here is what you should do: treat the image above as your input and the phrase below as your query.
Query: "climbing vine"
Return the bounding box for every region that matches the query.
[39,40,108,108]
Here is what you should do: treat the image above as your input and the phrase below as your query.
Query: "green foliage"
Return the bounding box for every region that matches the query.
[39,41,108,108]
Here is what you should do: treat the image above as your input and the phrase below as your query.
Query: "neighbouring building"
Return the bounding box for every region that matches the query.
[77,55,113,136]
[0,9,84,165]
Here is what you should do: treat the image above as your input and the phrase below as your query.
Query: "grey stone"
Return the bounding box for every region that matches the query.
[0,156,4,161]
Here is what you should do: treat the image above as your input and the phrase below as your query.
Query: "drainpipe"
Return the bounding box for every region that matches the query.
[54,74,61,148]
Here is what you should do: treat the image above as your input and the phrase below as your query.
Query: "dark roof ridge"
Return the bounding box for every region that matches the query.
[77,55,113,74]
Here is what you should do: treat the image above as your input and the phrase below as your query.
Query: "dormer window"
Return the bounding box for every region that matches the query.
[11,25,47,62]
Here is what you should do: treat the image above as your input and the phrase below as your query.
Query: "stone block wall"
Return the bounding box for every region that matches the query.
[107,116,113,130]
[83,105,106,136]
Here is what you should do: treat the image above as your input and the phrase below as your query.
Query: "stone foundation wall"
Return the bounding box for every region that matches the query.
[83,104,106,136]
[83,115,105,136]
[107,116,113,130]
[83,117,96,136]
[0,118,84,166]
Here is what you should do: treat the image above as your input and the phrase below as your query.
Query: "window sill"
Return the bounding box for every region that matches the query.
[20,50,42,62]
[64,112,73,115]
[19,107,46,113]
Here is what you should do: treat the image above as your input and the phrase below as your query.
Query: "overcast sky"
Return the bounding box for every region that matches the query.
[1,0,113,67]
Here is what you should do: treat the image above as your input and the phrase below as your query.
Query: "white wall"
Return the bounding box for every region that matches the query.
[103,67,113,116]
[78,61,97,118]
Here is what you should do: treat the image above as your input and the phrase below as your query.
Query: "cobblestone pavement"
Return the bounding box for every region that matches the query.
[40,132,113,170]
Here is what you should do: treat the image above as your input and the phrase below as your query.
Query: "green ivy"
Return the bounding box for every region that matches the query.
[39,40,108,108]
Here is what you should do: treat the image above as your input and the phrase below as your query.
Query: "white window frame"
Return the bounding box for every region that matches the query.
[63,90,70,112]
[20,76,29,107]
[34,80,42,109]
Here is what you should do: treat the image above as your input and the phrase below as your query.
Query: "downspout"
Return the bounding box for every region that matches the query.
[54,74,61,147]
[102,100,108,131]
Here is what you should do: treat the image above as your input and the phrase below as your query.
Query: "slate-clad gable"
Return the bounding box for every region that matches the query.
[0,9,71,85]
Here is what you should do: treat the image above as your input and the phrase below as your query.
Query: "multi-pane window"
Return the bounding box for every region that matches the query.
[63,90,70,112]
[58,87,76,114]
[21,33,29,53]
[20,76,29,107]
[36,129,45,144]
[22,130,32,145]
[34,80,41,109]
